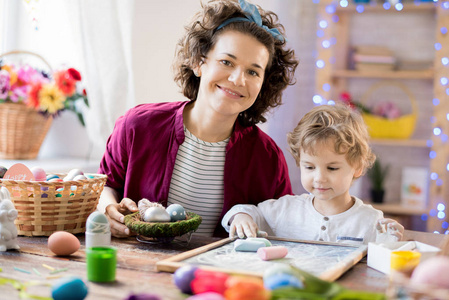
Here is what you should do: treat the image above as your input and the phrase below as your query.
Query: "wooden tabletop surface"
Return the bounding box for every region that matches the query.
[0,230,445,300]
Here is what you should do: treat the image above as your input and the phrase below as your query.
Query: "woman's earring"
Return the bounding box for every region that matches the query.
[194,70,200,77]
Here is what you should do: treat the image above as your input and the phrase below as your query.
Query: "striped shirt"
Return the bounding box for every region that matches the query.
[167,127,229,236]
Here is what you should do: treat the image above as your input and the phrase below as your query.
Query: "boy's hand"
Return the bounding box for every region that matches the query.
[229,213,258,239]
[377,218,404,241]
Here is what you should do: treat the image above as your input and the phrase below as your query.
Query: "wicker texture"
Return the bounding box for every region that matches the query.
[0,50,54,159]
[0,174,107,236]
[362,81,417,139]
[0,103,52,159]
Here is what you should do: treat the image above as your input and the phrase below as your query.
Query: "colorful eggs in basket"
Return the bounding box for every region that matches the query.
[0,166,8,178]
[30,166,47,181]
[48,231,80,256]
[166,204,187,221]
[63,169,84,181]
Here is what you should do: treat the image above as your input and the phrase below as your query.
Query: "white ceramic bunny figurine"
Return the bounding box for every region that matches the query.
[0,187,20,251]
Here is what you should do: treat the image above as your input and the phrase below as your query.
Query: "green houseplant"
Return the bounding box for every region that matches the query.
[367,158,390,203]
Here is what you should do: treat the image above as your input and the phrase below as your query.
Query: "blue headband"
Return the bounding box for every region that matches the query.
[216,0,286,43]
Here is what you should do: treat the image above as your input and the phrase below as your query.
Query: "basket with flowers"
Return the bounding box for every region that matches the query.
[340,81,417,139]
[0,50,89,159]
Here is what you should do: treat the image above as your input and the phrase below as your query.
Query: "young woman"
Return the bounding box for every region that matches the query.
[98,0,298,237]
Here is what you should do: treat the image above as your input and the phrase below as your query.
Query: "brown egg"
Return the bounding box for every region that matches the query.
[48,231,80,256]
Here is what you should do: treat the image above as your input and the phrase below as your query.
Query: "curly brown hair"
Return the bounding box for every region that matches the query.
[287,103,376,178]
[173,0,298,127]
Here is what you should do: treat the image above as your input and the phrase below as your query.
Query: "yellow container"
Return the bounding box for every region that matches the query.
[361,81,417,139]
[390,250,421,276]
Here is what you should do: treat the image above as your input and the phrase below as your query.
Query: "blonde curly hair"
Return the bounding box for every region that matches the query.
[287,103,375,178]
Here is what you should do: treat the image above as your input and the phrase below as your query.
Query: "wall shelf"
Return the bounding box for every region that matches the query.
[332,69,434,80]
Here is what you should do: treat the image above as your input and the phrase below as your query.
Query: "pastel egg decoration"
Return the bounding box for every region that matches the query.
[52,276,88,300]
[0,166,7,178]
[73,174,87,181]
[85,211,111,249]
[46,174,60,181]
[411,256,449,289]
[173,265,198,294]
[30,166,46,181]
[143,207,171,222]
[166,204,186,221]
[63,169,84,181]
[48,231,80,256]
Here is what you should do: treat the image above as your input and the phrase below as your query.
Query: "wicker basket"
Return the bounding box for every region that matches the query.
[0,173,107,236]
[0,103,53,159]
[361,81,417,139]
[0,50,54,159]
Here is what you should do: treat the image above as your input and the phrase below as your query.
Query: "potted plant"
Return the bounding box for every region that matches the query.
[367,158,390,203]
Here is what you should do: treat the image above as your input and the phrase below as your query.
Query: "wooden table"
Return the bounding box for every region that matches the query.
[0,231,445,300]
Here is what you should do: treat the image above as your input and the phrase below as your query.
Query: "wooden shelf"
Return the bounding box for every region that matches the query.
[336,3,437,13]
[369,138,429,148]
[332,69,434,80]
[369,202,428,216]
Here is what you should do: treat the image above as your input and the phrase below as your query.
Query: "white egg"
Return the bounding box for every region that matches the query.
[143,207,171,222]
[166,204,186,221]
[411,256,449,289]
[63,169,84,181]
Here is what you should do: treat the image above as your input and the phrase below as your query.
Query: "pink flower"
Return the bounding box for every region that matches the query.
[9,86,28,102]
[17,65,39,86]
[339,91,355,108]
[373,101,401,119]
[0,70,10,100]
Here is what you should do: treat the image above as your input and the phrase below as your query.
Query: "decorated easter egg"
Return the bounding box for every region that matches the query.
[191,269,229,295]
[46,174,60,181]
[411,256,449,288]
[174,265,198,294]
[264,273,304,290]
[124,294,161,300]
[186,292,225,300]
[166,204,186,221]
[64,169,84,181]
[31,166,46,181]
[0,166,7,178]
[86,211,110,234]
[48,231,80,256]
[73,174,87,181]
[263,264,297,281]
[52,276,88,300]
[143,207,171,222]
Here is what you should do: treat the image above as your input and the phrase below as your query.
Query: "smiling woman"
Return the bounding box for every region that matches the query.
[97,0,299,239]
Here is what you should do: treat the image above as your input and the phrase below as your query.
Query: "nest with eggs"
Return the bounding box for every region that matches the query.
[124,210,202,239]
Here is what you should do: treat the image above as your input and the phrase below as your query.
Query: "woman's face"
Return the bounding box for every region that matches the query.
[196,30,270,120]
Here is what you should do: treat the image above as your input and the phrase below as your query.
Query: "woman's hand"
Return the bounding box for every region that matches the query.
[229,213,258,239]
[377,218,404,241]
[105,197,138,238]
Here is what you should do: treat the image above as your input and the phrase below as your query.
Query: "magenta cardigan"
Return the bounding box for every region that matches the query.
[99,101,292,236]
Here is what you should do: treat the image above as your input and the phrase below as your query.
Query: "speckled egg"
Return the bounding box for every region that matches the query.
[143,207,171,222]
[48,231,80,256]
[86,211,110,234]
[166,204,186,221]
[52,276,88,300]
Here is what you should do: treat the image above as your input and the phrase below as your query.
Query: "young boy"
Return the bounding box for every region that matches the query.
[222,104,404,244]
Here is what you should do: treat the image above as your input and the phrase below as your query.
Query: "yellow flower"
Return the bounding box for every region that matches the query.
[1,65,17,86]
[39,83,66,114]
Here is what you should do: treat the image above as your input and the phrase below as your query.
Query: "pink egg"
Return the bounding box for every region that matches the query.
[48,231,80,256]
[411,256,449,289]
[31,166,47,181]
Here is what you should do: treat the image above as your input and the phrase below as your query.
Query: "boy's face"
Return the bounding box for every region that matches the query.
[299,140,362,206]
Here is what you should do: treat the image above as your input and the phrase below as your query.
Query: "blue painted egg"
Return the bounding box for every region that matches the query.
[86,211,110,233]
[263,264,297,281]
[264,273,304,290]
[52,276,88,300]
[166,204,186,221]
[173,265,198,294]
[46,174,60,181]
